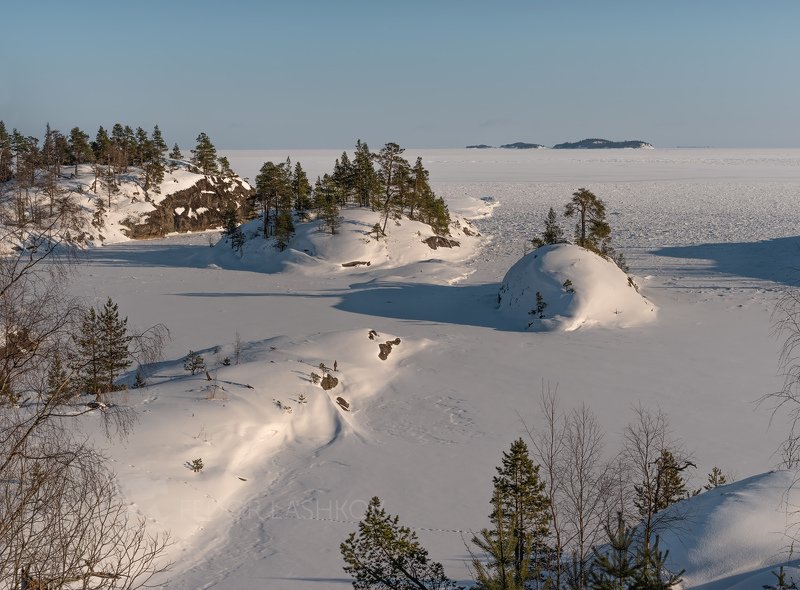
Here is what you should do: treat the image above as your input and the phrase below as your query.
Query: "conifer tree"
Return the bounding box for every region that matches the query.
[470,489,527,590]
[374,142,409,235]
[292,161,313,218]
[191,132,219,175]
[533,207,564,248]
[315,174,341,234]
[340,496,456,590]
[490,438,551,587]
[703,467,727,490]
[218,156,234,177]
[564,188,610,253]
[68,127,93,176]
[653,450,687,512]
[353,139,380,208]
[588,513,637,590]
[333,151,355,203]
[0,121,12,181]
[76,308,102,397]
[253,161,291,239]
[169,143,183,160]
[46,353,72,402]
[632,536,683,590]
[93,126,112,165]
[152,124,168,157]
[97,297,132,392]
[222,206,245,253]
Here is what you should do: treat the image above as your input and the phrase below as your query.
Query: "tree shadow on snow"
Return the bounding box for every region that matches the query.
[652,236,800,287]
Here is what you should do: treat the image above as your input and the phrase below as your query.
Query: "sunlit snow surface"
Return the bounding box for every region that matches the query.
[72,148,800,589]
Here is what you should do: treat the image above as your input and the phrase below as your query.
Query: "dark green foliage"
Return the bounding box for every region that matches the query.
[631,536,683,590]
[189,458,204,472]
[152,124,168,157]
[532,207,564,248]
[564,189,611,253]
[218,156,234,177]
[184,351,205,375]
[490,438,550,582]
[589,513,638,590]
[46,353,72,401]
[191,132,219,175]
[68,127,93,176]
[471,489,528,590]
[169,143,183,160]
[292,161,313,217]
[653,450,687,512]
[76,299,130,398]
[253,160,292,240]
[533,292,547,319]
[703,467,727,490]
[315,174,342,234]
[132,369,147,389]
[0,121,12,181]
[353,139,380,208]
[340,496,456,590]
[222,207,245,253]
[374,142,409,235]
[409,157,451,236]
[333,151,355,202]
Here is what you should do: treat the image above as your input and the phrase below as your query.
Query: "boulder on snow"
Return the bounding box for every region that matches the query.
[497,243,655,331]
[378,338,401,360]
[320,374,339,390]
[423,236,460,250]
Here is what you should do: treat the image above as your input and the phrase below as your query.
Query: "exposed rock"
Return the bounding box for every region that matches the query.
[368,329,378,340]
[336,397,350,411]
[378,338,401,360]
[122,175,254,238]
[321,374,339,390]
[342,260,371,267]
[423,236,461,250]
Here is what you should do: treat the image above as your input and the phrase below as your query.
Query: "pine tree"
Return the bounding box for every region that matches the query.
[152,124,168,157]
[490,438,551,587]
[704,467,727,490]
[169,143,183,160]
[353,139,380,208]
[632,536,683,590]
[222,207,245,254]
[653,450,687,511]
[340,496,456,590]
[76,308,102,397]
[0,121,12,182]
[184,351,205,375]
[315,174,341,234]
[588,513,638,590]
[93,126,112,165]
[292,161,313,218]
[218,156,234,177]
[68,127,93,176]
[97,297,132,393]
[46,353,72,401]
[564,188,610,253]
[471,489,527,590]
[374,142,409,235]
[763,567,798,590]
[191,132,219,175]
[533,207,564,247]
[333,151,355,203]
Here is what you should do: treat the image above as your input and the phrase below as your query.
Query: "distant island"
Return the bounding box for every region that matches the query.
[552,138,654,149]
[466,138,654,150]
[500,142,546,149]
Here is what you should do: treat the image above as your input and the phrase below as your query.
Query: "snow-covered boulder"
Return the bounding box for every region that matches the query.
[497,243,655,331]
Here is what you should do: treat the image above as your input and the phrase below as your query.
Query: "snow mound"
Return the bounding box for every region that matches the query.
[213,207,483,279]
[656,470,800,589]
[497,243,655,331]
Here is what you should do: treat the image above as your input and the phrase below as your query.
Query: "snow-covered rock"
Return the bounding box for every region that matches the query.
[497,243,656,330]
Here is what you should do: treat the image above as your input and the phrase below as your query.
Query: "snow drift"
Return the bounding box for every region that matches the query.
[497,243,656,330]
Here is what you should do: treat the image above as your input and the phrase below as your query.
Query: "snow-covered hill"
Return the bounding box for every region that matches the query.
[497,243,656,330]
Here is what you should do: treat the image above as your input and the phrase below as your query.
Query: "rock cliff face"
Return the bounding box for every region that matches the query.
[122,175,253,239]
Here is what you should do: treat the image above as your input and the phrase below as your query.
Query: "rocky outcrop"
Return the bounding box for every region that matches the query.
[378,338,401,360]
[321,374,339,390]
[122,175,253,238]
[423,236,460,250]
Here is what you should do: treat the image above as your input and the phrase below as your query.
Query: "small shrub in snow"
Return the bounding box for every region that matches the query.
[188,458,204,473]
[562,279,575,294]
[297,393,307,404]
[310,372,321,384]
[704,466,728,490]
[132,370,146,389]
[184,351,205,375]
[535,291,547,318]
[222,356,231,366]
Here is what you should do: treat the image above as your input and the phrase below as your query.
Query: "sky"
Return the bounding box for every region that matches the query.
[1,0,799,149]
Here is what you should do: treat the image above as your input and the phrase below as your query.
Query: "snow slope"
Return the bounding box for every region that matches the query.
[66,148,800,589]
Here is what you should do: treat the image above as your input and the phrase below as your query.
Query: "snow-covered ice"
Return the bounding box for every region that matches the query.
[67,148,800,588]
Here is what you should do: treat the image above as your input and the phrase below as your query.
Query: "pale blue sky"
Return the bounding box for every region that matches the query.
[1,1,798,148]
